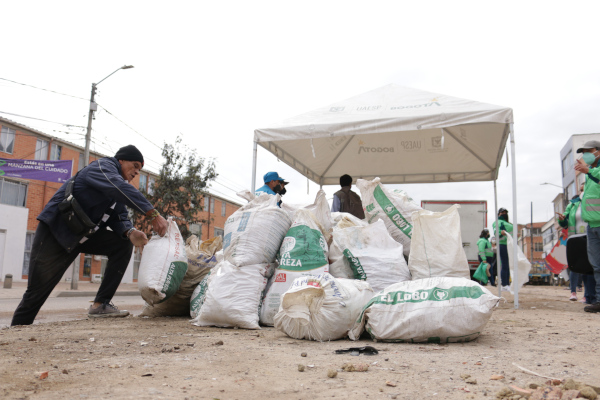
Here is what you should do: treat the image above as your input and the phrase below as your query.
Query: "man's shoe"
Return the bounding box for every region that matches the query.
[501,286,511,292]
[89,302,129,318]
[584,303,600,313]
[569,293,578,301]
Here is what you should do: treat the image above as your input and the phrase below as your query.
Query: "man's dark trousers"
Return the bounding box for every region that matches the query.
[11,222,134,326]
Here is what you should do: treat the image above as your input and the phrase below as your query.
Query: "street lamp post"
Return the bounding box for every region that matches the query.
[73,65,133,290]
[83,65,134,167]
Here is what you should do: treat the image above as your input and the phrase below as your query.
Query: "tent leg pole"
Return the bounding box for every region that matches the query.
[251,140,258,193]
[509,123,519,309]
[494,179,501,298]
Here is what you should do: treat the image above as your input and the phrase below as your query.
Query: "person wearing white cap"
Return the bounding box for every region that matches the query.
[574,140,600,313]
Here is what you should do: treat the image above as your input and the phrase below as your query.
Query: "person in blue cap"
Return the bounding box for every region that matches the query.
[255,171,288,196]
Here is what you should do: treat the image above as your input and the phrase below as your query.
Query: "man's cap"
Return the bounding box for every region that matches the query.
[263,171,288,184]
[115,145,144,166]
[576,140,600,153]
[498,207,508,214]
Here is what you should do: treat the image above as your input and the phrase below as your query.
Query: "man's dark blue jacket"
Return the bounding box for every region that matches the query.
[38,157,154,252]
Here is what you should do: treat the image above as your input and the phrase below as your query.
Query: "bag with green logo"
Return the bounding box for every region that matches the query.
[331,220,411,292]
[260,197,332,326]
[274,273,374,341]
[138,217,188,306]
[356,178,422,257]
[472,262,489,285]
[349,277,499,343]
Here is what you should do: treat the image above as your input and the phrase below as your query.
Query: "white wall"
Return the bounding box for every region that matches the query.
[0,204,29,282]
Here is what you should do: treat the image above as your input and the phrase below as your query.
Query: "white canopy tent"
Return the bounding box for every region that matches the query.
[253,84,520,307]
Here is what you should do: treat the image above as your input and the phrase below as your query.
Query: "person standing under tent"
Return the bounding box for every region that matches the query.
[574,140,600,313]
[476,229,496,286]
[492,208,513,291]
[255,171,287,196]
[331,174,365,219]
[557,182,596,304]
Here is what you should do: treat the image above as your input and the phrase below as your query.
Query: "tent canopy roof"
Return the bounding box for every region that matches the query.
[254,84,513,185]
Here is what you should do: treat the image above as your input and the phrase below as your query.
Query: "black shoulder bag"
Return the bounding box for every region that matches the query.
[57,175,98,236]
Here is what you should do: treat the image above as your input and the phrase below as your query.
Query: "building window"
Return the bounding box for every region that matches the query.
[190,223,202,237]
[132,248,142,280]
[562,151,573,177]
[83,254,92,277]
[50,143,62,161]
[139,174,147,193]
[148,177,156,195]
[210,197,215,213]
[22,232,35,275]
[214,227,224,238]
[35,139,49,160]
[0,126,16,154]
[0,178,28,207]
[534,242,543,252]
[221,201,226,216]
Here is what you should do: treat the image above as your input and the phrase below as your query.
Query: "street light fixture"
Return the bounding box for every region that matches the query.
[83,65,134,166]
[540,182,563,189]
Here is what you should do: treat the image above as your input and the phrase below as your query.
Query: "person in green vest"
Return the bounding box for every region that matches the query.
[476,229,496,286]
[492,208,513,291]
[557,182,596,303]
[574,140,600,313]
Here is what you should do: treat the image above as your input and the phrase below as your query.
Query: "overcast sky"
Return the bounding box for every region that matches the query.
[1,1,599,230]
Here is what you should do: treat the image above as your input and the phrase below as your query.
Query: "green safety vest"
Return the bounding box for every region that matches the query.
[476,238,494,262]
[582,168,600,228]
[492,220,513,245]
[558,198,581,236]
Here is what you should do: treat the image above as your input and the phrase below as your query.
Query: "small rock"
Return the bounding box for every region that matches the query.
[563,379,579,391]
[62,369,68,375]
[528,383,540,389]
[301,352,307,357]
[298,365,305,372]
[342,363,368,372]
[496,387,513,398]
[39,371,48,380]
[466,377,478,385]
[561,390,582,400]
[461,374,472,380]
[579,386,598,400]
[213,340,223,346]
[327,369,337,378]
[490,375,505,380]
[29,337,37,342]
[509,385,532,398]
[552,379,562,386]
[386,381,397,387]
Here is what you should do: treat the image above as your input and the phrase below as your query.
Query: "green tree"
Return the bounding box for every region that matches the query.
[133,137,217,238]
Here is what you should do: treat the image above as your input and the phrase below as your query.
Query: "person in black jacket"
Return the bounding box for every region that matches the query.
[11,145,168,326]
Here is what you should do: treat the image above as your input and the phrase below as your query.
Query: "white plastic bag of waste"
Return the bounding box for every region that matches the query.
[138,217,187,305]
[274,273,374,341]
[407,204,470,280]
[349,277,499,343]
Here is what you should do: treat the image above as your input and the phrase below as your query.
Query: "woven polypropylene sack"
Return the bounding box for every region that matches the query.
[223,194,292,266]
[349,277,499,343]
[407,204,470,280]
[138,218,188,305]
[506,233,532,294]
[274,274,374,341]
[192,261,274,329]
[332,220,411,292]
[356,178,422,256]
[260,205,331,326]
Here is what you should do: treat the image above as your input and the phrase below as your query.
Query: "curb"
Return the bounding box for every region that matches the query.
[56,291,140,298]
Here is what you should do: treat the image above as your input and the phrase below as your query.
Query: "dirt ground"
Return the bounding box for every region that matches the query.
[0,284,599,400]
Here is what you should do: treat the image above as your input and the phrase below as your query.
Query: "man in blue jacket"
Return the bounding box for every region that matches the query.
[255,171,287,196]
[11,145,168,326]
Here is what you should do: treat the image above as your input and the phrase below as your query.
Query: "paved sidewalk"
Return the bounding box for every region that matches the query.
[0,281,139,300]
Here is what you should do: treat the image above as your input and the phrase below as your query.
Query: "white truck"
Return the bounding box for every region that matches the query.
[420,200,488,277]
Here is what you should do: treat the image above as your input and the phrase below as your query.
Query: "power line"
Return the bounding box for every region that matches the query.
[0,77,88,101]
[0,110,86,129]
[96,103,163,150]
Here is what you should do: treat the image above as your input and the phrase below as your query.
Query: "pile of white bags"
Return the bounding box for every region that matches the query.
[260,191,332,326]
[407,204,470,280]
[356,178,422,256]
[331,220,411,291]
[138,217,188,305]
[224,193,292,266]
[349,277,499,343]
[192,261,275,329]
[139,235,221,317]
[506,233,531,294]
[274,273,374,341]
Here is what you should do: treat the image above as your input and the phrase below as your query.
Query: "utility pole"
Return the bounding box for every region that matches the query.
[530,202,534,265]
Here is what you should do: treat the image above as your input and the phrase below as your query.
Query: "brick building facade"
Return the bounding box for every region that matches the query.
[0,116,241,283]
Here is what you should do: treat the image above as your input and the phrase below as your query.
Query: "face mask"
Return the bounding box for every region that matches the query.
[273,184,282,193]
[279,187,287,196]
[582,151,598,165]
[499,214,508,221]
